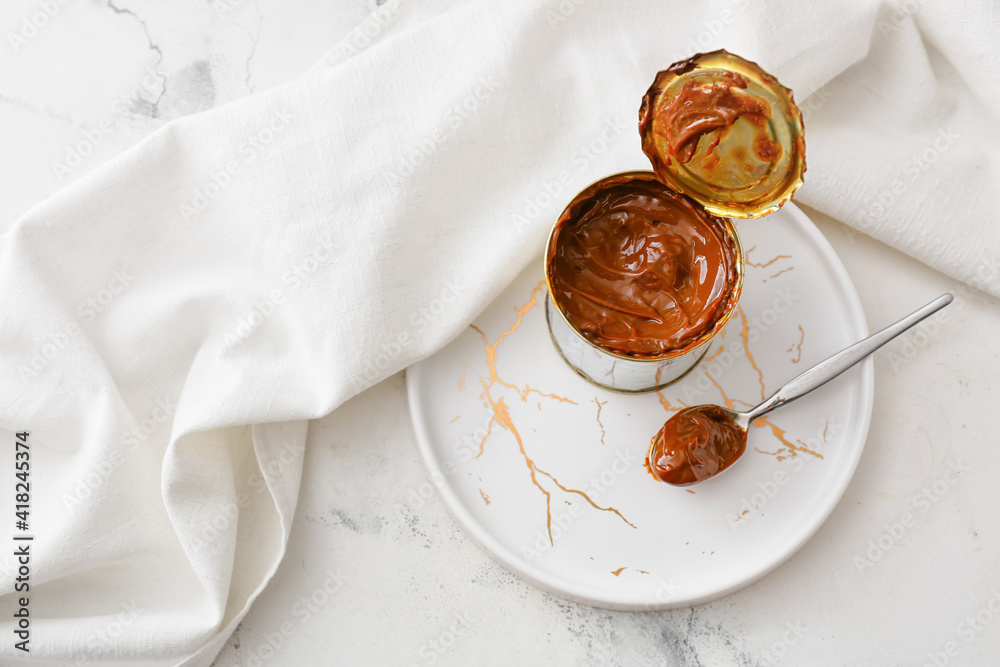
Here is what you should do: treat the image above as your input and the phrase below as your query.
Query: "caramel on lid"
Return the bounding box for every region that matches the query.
[639,50,806,219]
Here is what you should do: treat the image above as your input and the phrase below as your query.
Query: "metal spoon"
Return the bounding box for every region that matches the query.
[647,293,954,486]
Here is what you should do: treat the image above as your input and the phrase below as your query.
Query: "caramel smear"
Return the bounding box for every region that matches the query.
[765,266,795,282]
[611,567,627,576]
[787,325,804,364]
[594,397,608,446]
[497,381,577,405]
[656,390,685,414]
[738,307,767,401]
[704,345,725,362]
[471,280,635,544]
[753,415,823,461]
[705,371,754,413]
[746,245,792,269]
[479,489,491,506]
[745,246,796,283]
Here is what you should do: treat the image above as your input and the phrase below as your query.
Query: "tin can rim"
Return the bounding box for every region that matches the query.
[543,170,745,364]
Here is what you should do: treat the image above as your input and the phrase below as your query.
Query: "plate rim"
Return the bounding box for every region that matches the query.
[406,202,873,610]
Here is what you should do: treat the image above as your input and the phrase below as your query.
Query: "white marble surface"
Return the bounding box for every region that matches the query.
[3,2,999,665]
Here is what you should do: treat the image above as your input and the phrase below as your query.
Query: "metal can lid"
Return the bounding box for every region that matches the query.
[639,50,806,219]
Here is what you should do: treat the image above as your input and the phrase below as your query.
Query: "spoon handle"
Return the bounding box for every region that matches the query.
[745,293,954,423]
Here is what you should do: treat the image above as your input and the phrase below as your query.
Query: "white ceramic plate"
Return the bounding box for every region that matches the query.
[407,203,872,610]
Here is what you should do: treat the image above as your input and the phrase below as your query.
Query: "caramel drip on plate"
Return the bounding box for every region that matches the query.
[746,246,796,283]
[656,390,684,414]
[737,307,767,401]
[593,397,608,446]
[787,325,804,363]
[766,266,795,282]
[496,381,576,405]
[705,372,752,411]
[745,245,792,269]
[753,416,822,460]
[471,280,635,544]
[703,345,725,362]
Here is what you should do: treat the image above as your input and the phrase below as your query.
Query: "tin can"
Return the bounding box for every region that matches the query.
[544,171,745,393]
[543,50,803,393]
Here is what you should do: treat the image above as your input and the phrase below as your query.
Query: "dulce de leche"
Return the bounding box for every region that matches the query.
[646,405,748,486]
[546,174,739,358]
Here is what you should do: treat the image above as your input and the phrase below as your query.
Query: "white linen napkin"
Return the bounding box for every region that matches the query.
[1,1,997,664]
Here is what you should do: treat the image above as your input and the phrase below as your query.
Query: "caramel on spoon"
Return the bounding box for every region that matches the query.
[647,294,954,486]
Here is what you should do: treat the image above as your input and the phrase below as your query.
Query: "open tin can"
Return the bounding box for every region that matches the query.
[544,50,805,393]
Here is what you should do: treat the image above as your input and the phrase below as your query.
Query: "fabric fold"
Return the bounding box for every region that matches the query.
[1,1,996,664]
